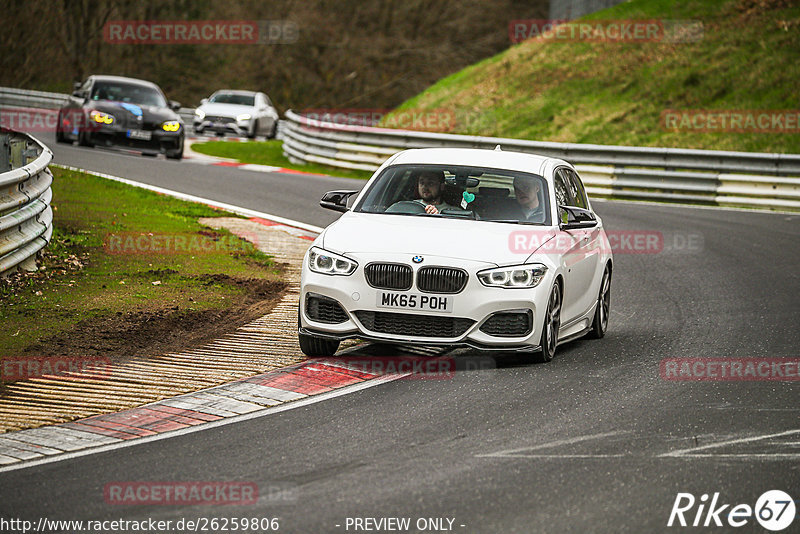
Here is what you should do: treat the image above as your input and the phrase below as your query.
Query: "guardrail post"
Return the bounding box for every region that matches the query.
[9,137,24,168]
[0,133,9,172]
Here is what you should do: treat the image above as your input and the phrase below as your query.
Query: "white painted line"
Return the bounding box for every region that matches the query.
[0,437,61,456]
[592,197,799,216]
[665,453,800,460]
[0,373,407,474]
[51,164,324,234]
[659,428,800,457]
[476,431,628,458]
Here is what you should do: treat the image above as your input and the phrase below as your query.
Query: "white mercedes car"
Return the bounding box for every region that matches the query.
[193,90,279,138]
[299,147,612,363]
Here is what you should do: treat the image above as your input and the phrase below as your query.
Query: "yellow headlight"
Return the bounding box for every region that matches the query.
[90,111,114,124]
[161,121,181,132]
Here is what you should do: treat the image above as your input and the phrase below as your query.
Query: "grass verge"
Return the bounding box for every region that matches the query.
[190,139,374,180]
[0,167,286,373]
[384,0,800,154]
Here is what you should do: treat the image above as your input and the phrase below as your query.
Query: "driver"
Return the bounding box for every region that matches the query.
[413,170,455,214]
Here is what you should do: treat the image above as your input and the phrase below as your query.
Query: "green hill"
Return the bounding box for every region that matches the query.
[386,0,800,154]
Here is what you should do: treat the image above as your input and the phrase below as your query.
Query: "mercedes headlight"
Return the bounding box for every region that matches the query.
[308,247,357,276]
[194,108,205,120]
[89,110,114,125]
[161,121,181,132]
[236,113,251,122]
[478,264,547,288]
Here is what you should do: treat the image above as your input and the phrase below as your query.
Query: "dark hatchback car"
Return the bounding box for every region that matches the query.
[56,75,184,159]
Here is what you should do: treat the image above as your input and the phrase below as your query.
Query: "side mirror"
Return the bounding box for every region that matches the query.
[200,98,208,105]
[73,81,82,91]
[320,190,359,213]
[559,205,597,230]
[169,100,181,111]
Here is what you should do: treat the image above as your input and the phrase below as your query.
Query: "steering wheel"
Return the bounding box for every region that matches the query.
[384,201,427,214]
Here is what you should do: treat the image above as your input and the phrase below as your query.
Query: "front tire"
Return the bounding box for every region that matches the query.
[55,113,69,143]
[297,306,340,357]
[586,265,611,339]
[77,128,94,147]
[166,136,184,160]
[533,282,561,363]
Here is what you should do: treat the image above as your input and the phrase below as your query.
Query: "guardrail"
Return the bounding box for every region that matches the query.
[0,86,196,126]
[0,130,54,277]
[282,110,800,211]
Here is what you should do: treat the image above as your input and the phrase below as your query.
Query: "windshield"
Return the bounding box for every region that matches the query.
[209,92,255,106]
[90,82,167,107]
[354,164,551,225]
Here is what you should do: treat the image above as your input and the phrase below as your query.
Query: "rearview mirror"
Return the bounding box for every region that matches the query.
[320,190,359,213]
[559,206,597,230]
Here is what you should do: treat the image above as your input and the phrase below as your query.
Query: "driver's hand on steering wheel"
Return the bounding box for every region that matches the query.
[424,204,440,215]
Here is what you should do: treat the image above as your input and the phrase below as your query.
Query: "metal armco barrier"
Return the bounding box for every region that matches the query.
[282,110,800,211]
[0,130,54,277]
[0,87,196,126]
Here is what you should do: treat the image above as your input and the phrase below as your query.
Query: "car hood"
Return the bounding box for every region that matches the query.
[90,101,179,124]
[197,103,254,116]
[321,212,556,266]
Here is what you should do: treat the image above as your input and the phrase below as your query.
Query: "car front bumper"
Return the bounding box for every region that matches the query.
[87,125,183,152]
[299,251,554,351]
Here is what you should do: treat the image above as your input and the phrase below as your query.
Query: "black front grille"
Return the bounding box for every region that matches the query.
[365,263,413,290]
[305,294,349,324]
[355,310,474,338]
[205,115,234,123]
[479,311,533,337]
[417,266,468,294]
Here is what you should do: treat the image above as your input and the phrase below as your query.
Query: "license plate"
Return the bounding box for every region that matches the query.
[127,129,151,140]
[376,292,452,313]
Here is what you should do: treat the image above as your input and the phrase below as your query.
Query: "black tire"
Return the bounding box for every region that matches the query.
[586,265,611,339]
[77,128,94,147]
[247,120,258,139]
[55,113,69,143]
[532,282,561,363]
[166,136,184,160]
[297,306,340,357]
[299,332,340,357]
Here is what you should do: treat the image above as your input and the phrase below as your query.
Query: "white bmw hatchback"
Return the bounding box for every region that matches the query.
[299,148,612,363]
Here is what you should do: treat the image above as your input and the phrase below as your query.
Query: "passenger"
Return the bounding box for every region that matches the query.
[512,175,546,223]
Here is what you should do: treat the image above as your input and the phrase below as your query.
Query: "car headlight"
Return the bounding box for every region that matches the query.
[194,108,205,119]
[89,110,114,125]
[161,121,181,132]
[308,247,357,276]
[236,113,251,122]
[478,264,547,288]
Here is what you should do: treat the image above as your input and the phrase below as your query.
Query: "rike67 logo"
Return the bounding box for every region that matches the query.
[668,490,795,531]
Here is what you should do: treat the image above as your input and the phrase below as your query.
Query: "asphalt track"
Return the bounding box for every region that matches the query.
[1,135,798,533]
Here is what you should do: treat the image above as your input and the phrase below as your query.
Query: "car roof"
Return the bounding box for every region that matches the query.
[211,89,258,96]
[388,148,566,175]
[89,75,160,89]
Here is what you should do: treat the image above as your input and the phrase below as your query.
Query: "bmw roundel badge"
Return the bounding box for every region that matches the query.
[412,255,424,264]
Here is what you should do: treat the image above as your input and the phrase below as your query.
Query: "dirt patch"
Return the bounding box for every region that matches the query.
[20,276,288,361]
